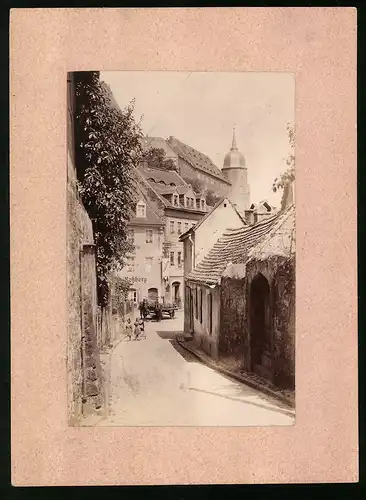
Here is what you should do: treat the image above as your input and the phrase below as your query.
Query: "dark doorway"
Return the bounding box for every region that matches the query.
[250,273,273,381]
[172,281,181,307]
[148,287,158,302]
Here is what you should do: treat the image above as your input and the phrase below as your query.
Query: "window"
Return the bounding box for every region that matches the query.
[170,221,175,233]
[136,202,146,218]
[146,229,153,243]
[208,293,212,334]
[177,251,182,267]
[201,199,205,210]
[195,288,198,319]
[170,252,175,267]
[177,222,182,234]
[145,257,153,272]
[173,194,179,206]
[191,198,194,207]
[199,289,203,323]
[185,222,189,231]
[126,256,135,272]
[196,199,200,209]
[127,228,135,243]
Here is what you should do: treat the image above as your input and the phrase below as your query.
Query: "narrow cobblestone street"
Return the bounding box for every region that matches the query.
[94,311,294,426]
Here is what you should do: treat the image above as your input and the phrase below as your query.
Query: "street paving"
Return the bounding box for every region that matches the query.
[96,311,295,427]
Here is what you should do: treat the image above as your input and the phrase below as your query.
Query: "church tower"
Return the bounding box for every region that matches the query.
[222,128,250,215]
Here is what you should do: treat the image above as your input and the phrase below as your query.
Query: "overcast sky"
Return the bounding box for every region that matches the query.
[100,71,294,206]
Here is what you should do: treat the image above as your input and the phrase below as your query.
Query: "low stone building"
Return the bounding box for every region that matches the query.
[183,204,295,391]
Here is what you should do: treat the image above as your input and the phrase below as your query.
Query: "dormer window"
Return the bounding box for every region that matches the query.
[136,201,146,218]
[170,183,176,187]
[159,180,166,185]
[173,194,179,206]
[201,199,205,210]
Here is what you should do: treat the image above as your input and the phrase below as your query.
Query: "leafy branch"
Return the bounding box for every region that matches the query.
[73,71,142,306]
[273,122,295,210]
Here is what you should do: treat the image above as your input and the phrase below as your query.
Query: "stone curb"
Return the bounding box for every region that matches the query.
[176,337,295,411]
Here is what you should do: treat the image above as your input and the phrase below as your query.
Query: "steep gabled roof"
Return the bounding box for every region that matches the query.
[127,184,165,227]
[167,137,231,184]
[186,205,295,285]
[128,210,165,227]
[137,167,208,214]
[138,165,187,187]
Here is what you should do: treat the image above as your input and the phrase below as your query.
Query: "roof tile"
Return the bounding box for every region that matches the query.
[167,137,231,184]
[186,206,295,285]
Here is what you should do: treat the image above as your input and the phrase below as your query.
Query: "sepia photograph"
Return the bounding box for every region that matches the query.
[67,70,295,427]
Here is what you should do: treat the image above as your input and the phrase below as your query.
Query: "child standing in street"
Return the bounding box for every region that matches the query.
[138,317,146,339]
[133,319,141,341]
[125,318,132,341]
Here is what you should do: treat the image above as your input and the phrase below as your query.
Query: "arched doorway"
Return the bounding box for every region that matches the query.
[250,273,272,380]
[148,287,158,302]
[172,281,181,307]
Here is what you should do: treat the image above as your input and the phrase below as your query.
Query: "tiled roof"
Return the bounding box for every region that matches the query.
[138,165,187,187]
[153,184,178,196]
[138,165,209,212]
[128,180,165,227]
[186,205,295,285]
[167,137,231,184]
[128,211,164,226]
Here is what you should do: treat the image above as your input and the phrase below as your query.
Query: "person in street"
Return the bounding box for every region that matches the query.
[134,319,141,340]
[138,300,145,319]
[125,318,132,341]
[155,302,163,322]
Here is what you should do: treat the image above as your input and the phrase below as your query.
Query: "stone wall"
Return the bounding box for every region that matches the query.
[67,73,104,424]
[218,256,295,390]
[67,154,103,423]
[219,277,248,371]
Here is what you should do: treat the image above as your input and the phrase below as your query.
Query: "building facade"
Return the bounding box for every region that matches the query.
[183,204,295,391]
[180,197,247,285]
[117,191,165,305]
[166,136,232,197]
[136,164,209,306]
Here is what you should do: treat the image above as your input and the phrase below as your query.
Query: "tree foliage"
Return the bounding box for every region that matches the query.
[183,177,203,194]
[142,147,178,171]
[273,123,295,210]
[73,71,142,307]
[205,189,222,207]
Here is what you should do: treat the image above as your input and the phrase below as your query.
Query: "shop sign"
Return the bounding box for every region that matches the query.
[127,276,147,284]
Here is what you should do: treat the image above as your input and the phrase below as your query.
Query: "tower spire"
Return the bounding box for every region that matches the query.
[231,126,238,151]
